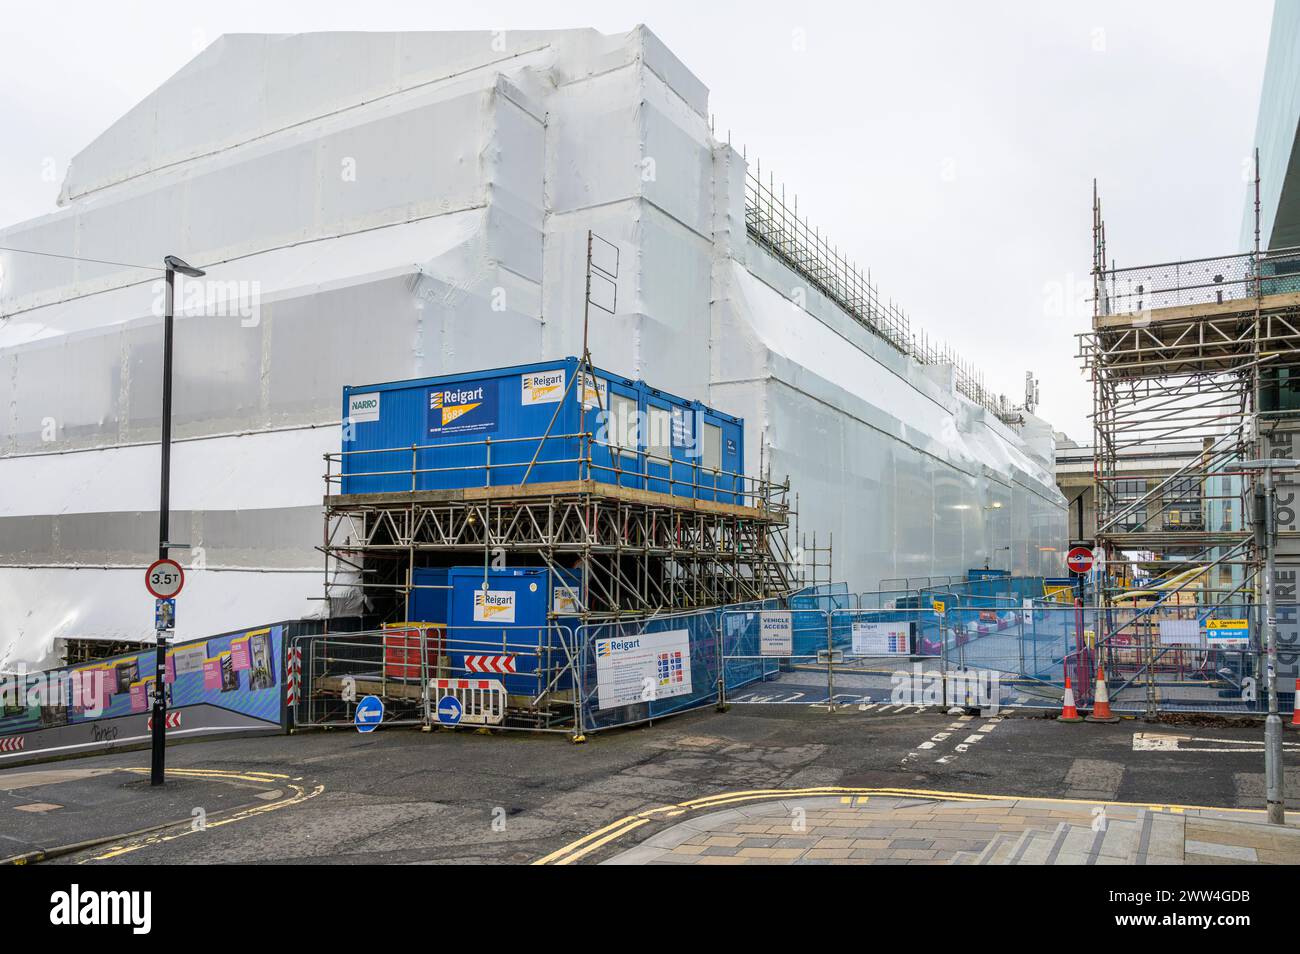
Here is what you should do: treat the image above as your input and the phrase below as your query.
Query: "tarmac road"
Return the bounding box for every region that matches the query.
[3,705,1296,864]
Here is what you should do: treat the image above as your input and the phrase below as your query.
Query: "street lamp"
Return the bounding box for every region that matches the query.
[152,255,204,787]
[1239,457,1300,825]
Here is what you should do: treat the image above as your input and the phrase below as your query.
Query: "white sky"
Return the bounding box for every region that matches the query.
[0,0,1276,438]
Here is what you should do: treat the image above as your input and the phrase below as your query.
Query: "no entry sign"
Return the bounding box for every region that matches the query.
[1066,546,1094,575]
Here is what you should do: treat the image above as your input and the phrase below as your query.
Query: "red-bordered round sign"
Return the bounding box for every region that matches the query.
[1066,546,1094,575]
[145,558,185,599]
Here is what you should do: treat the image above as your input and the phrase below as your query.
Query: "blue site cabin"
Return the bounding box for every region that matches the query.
[406,565,584,696]
[340,356,745,504]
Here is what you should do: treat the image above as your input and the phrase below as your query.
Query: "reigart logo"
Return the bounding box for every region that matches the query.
[473,589,516,623]
[522,369,565,405]
[49,885,151,934]
[427,380,498,435]
[597,637,641,657]
[430,385,484,426]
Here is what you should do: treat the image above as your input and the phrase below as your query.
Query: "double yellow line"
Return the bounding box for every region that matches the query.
[532,785,991,865]
[85,768,323,862]
[532,785,1269,865]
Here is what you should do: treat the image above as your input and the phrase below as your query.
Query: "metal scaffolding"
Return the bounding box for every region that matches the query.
[320,452,807,628]
[743,159,1030,425]
[1078,175,1300,606]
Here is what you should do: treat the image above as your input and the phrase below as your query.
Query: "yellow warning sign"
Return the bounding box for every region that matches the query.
[932,599,946,616]
[1205,619,1248,631]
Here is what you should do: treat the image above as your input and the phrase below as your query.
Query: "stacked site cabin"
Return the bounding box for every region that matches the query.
[339,357,752,701]
[339,357,745,504]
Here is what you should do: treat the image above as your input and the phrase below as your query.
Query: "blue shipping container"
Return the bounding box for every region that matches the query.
[446,567,550,696]
[340,357,745,504]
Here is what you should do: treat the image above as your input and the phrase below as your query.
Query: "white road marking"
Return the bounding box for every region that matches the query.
[1132,731,1300,754]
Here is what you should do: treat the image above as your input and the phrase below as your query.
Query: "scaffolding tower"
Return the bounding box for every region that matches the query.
[1078,176,1300,606]
[321,455,805,628]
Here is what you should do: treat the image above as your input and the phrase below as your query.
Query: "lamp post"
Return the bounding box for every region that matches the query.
[152,255,204,787]
[1239,457,1300,824]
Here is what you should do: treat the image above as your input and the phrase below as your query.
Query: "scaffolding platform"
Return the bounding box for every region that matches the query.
[325,478,782,522]
[322,452,807,624]
[1078,178,1300,609]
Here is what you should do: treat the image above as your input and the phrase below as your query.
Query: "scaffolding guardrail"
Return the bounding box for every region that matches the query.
[744,162,1025,424]
[1094,245,1300,316]
[326,429,790,513]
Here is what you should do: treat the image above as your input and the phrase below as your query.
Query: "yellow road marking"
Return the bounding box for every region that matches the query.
[80,768,324,862]
[118,767,287,785]
[533,785,1271,865]
[554,819,650,865]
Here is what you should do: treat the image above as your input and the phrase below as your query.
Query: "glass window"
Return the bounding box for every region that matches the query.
[647,406,671,462]
[607,393,638,456]
[702,423,722,471]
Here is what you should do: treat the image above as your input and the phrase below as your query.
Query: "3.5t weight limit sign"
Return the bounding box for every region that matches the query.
[1066,546,1094,575]
[145,558,185,599]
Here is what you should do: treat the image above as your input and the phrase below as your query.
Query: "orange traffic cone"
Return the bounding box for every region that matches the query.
[1058,675,1084,723]
[1290,679,1300,728]
[1086,665,1120,723]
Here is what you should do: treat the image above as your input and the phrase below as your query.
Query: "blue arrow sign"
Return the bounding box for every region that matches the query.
[354,694,384,733]
[435,695,463,726]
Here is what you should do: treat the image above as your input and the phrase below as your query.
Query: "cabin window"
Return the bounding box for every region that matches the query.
[702,423,722,471]
[647,406,671,462]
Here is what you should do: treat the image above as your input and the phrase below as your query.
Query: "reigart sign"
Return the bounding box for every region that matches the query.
[427,379,498,436]
[594,629,692,710]
[852,621,911,656]
[472,589,516,623]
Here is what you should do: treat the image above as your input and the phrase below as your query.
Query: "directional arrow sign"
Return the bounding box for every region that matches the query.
[436,695,463,726]
[354,694,384,733]
[464,654,517,675]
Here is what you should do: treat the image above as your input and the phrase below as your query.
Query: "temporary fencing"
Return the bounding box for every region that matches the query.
[292,579,1283,735]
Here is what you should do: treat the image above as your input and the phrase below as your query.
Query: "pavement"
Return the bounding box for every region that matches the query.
[0,764,315,863]
[598,794,1300,865]
[2,703,1298,864]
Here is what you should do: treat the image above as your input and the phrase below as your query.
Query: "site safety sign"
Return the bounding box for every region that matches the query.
[759,612,793,656]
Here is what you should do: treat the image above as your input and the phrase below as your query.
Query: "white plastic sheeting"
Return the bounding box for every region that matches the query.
[0,568,319,671]
[0,26,1065,667]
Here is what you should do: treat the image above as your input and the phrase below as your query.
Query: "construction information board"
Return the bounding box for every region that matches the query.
[1204,618,1249,647]
[852,621,911,656]
[595,629,692,710]
[759,612,793,655]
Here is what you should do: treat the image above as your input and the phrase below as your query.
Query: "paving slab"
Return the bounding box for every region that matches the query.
[605,794,1300,865]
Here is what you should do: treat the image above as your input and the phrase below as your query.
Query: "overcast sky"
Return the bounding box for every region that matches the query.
[0,0,1276,438]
